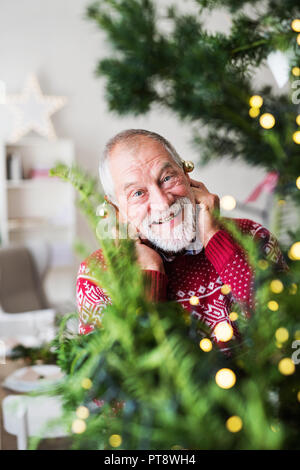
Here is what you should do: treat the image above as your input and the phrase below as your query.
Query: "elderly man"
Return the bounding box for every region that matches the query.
[76,129,287,346]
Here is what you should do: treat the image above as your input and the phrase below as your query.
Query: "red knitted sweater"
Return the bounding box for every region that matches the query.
[76,218,287,346]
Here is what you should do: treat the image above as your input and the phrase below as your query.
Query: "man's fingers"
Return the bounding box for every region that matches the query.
[189,178,208,191]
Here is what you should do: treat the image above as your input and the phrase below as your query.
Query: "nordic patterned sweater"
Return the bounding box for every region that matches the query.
[76,217,288,347]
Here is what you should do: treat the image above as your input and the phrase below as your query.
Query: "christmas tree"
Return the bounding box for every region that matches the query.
[35,1,300,450]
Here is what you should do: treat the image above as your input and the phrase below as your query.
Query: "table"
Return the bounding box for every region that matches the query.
[0,359,71,450]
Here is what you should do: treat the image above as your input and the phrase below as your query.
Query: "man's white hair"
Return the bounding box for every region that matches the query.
[99,129,183,205]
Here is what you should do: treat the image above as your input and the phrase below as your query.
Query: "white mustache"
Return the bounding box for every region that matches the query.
[145,200,186,225]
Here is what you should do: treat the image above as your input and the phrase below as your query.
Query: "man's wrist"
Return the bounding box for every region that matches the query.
[203,227,221,248]
[142,264,165,274]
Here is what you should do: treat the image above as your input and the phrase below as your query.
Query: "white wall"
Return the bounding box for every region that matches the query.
[0,0,277,299]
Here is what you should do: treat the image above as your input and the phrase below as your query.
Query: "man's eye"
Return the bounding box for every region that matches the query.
[162,175,172,183]
[133,190,144,197]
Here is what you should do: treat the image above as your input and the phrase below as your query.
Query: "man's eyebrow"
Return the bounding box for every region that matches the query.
[157,162,173,177]
[123,181,139,192]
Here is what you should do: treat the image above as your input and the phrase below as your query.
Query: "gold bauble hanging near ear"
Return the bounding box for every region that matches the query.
[181,159,194,173]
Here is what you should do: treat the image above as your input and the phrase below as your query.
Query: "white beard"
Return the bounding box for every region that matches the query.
[139,196,200,253]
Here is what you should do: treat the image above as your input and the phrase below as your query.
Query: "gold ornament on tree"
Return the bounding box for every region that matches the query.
[181,159,194,173]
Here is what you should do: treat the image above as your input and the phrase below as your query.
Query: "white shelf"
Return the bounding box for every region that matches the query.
[0,137,76,262]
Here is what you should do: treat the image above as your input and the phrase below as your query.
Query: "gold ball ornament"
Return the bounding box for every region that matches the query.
[182,160,194,173]
[296,115,300,126]
[97,202,109,218]
[296,176,300,189]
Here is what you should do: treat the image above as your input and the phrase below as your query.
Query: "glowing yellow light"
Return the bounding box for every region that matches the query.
[294,330,300,340]
[109,434,122,448]
[258,259,269,270]
[249,107,260,118]
[249,95,263,108]
[289,283,297,294]
[214,321,234,342]
[215,368,236,389]
[221,284,231,295]
[277,199,286,206]
[189,295,199,306]
[226,416,243,433]
[199,338,213,352]
[76,406,90,420]
[288,242,300,260]
[292,19,300,32]
[297,34,300,46]
[270,279,284,294]
[297,391,300,402]
[220,195,236,211]
[81,378,93,390]
[229,311,238,321]
[292,67,300,77]
[296,115,300,126]
[275,328,289,343]
[271,423,280,433]
[293,131,300,144]
[260,113,275,129]
[278,358,295,376]
[72,419,86,434]
[268,300,279,311]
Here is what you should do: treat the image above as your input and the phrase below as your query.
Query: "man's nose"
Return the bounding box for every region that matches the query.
[148,184,173,212]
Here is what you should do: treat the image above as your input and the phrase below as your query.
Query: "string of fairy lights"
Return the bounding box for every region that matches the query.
[69,18,300,449]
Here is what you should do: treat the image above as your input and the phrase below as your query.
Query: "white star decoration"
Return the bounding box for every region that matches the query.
[6,75,66,142]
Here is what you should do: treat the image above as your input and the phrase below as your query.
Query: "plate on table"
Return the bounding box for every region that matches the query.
[2,365,64,392]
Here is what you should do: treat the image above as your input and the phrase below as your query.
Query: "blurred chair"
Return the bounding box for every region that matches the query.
[2,394,68,450]
[0,243,56,337]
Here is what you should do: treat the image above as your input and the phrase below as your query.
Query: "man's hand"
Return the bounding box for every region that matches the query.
[135,237,165,274]
[104,196,165,275]
[189,178,221,248]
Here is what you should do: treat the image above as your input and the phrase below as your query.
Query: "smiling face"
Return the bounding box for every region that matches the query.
[108,137,196,252]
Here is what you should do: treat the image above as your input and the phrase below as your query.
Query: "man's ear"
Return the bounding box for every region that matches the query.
[184,173,192,185]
